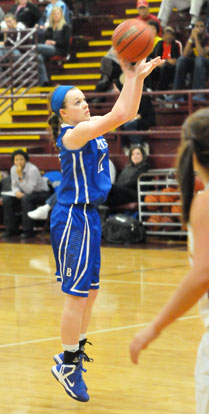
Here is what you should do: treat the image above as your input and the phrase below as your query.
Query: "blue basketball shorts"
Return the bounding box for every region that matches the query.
[50,203,101,297]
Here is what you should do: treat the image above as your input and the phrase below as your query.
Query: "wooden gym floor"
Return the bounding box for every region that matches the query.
[0,240,203,414]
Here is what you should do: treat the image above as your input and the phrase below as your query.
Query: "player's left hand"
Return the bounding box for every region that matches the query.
[129,324,159,364]
[135,56,165,79]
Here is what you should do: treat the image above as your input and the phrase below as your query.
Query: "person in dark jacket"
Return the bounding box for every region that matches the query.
[105,145,150,207]
[151,26,182,91]
[120,85,156,149]
[9,0,41,28]
[37,6,71,85]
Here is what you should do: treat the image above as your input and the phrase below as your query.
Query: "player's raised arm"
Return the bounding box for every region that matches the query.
[58,57,162,150]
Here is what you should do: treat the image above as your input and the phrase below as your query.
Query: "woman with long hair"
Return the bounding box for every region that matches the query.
[47,56,162,402]
[130,107,209,414]
[104,145,150,208]
[37,7,71,85]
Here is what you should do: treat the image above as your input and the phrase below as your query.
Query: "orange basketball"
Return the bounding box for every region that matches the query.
[147,215,161,231]
[159,187,178,203]
[112,18,154,62]
[144,194,159,211]
[160,216,174,231]
[171,202,182,220]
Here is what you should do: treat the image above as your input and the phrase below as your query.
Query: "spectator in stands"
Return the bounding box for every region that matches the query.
[152,26,182,92]
[0,12,26,31]
[37,7,71,85]
[39,0,72,27]
[144,20,162,89]
[64,0,91,17]
[0,14,27,63]
[91,47,122,103]
[1,150,51,239]
[158,0,207,29]
[136,0,162,36]
[8,0,41,28]
[169,19,209,101]
[120,85,156,151]
[104,145,150,208]
[147,20,162,53]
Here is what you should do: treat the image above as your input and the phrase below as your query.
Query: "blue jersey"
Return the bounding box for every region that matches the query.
[56,125,111,206]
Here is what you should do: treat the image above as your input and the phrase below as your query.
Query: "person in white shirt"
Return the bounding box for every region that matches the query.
[130,107,209,414]
[158,0,207,28]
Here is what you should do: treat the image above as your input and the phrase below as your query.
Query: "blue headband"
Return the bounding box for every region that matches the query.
[51,85,74,116]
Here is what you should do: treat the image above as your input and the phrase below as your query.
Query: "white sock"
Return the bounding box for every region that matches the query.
[62,343,79,352]
[79,333,87,342]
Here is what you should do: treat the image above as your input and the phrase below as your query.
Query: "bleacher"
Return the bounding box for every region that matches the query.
[0,0,208,176]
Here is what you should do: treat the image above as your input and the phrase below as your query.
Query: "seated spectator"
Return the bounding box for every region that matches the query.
[39,0,72,27]
[0,14,27,63]
[136,0,162,36]
[9,0,41,28]
[91,47,122,103]
[64,0,91,17]
[1,149,51,239]
[147,20,162,52]
[158,0,207,29]
[0,12,26,31]
[170,19,209,101]
[120,86,156,150]
[104,145,150,208]
[144,20,163,89]
[37,7,71,85]
[152,26,182,91]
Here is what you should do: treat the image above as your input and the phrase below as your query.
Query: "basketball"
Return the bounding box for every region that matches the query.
[160,216,174,231]
[171,202,182,220]
[159,187,178,203]
[144,194,159,211]
[147,215,161,231]
[112,18,154,62]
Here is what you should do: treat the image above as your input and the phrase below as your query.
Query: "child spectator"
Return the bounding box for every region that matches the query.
[153,26,182,91]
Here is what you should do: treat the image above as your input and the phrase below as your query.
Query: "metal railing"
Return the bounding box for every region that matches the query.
[0,28,39,115]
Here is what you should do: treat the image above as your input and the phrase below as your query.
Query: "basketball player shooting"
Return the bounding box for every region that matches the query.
[48,53,163,403]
